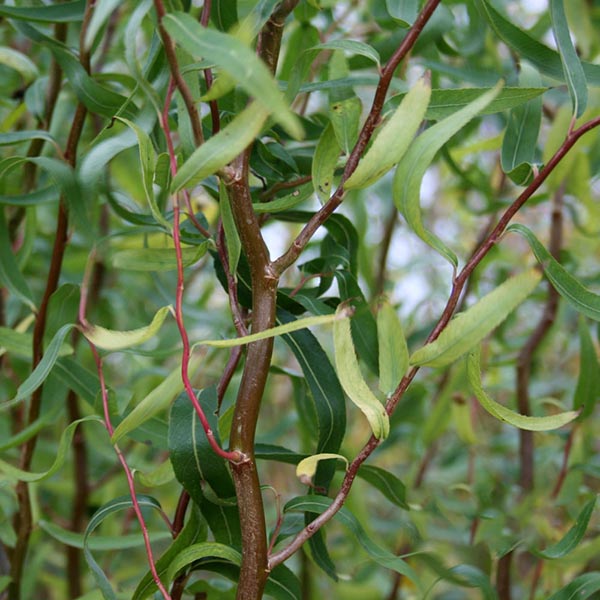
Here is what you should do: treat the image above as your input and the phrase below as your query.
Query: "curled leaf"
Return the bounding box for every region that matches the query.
[296,453,348,485]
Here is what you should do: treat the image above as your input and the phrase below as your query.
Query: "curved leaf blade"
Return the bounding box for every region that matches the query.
[312,122,341,203]
[410,268,542,368]
[509,223,600,321]
[311,40,380,67]
[296,453,348,484]
[467,347,579,431]
[377,300,409,396]
[82,306,172,351]
[345,75,431,190]
[547,572,600,600]
[333,306,390,440]
[393,82,502,267]
[112,244,208,271]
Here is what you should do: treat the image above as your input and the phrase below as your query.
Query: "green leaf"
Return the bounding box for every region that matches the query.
[0,0,85,22]
[386,0,419,27]
[329,96,362,155]
[296,453,348,484]
[312,122,341,203]
[393,82,502,267]
[112,244,208,271]
[193,311,345,349]
[0,130,59,147]
[333,305,390,440]
[39,520,171,551]
[162,12,302,139]
[345,76,430,190]
[0,328,72,360]
[171,102,269,193]
[113,117,171,230]
[477,0,600,86]
[312,40,380,68]
[501,65,542,186]
[0,210,35,310]
[0,416,103,481]
[83,495,165,600]
[508,223,600,321]
[356,465,408,509]
[410,268,542,368]
[284,495,423,593]
[532,497,596,559]
[0,47,38,82]
[219,181,241,277]
[133,506,207,600]
[466,347,579,431]
[547,572,600,600]
[253,183,314,214]
[8,323,77,406]
[550,0,588,117]
[377,300,409,396]
[111,353,202,444]
[82,306,172,351]
[573,318,600,420]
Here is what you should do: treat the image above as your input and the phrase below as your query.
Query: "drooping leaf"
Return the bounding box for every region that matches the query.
[393,82,502,267]
[312,122,341,203]
[509,224,600,321]
[333,305,389,440]
[0,416,103,481]
[0,1,85,22]
[284,495,423,593]
[113,117,171,230]
[111,244,209,271]
[311,40,380,68]
[377,300,409,396]
[111,353,202,444]
[171,102,269,193]
[345,76,430,190]
[466,347,579,431]
[0,328,72,360]
[532,497,596,559]
[501,64,543,186]
[356,465,408,509]
[83,495,165,600]
[82,306,172,351]
[410,268,542,368]
[162,12,302,138]
[573,318,600,420]
[0,47,38,82]
[477,0,600,86]
[219,181,241,278]
[296,453,348,484]
[550,0,588,117]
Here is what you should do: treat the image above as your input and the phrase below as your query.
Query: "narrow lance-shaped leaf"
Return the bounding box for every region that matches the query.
[410,268,542,368]
[547,573,600,600]
[112,244,209,271]
[550,0,588,117]
[573,317,600,420]
[113,117,171,230]
[163,12,302,139]
[501,64,543,186]
[333,305,390,440]
[508,223,600,321]
[466,347,579,431]
[111,352,203,444]
[171,102,269,193]
[312,122,341,203]
[377,300,409,396]
[393,82,503,268]
[82,305,172,351]
[312,40,380,68]
[0,47,38,82]
[532,497,596,559]
[345,75,431,190]
[219,181,241,277]
[296,453,348,485]
[0,0,85,22]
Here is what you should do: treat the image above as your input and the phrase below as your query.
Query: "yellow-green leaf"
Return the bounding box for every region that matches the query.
[467,347,579,431]
[296,453,348,484]
[333,305,390,440]
[377,301,408,396]
[82,306,172,351]
[345,76,431,190]
[410,268,542,368]
[112,244,208,271]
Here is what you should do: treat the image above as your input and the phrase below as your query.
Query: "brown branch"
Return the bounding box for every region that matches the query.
[516,186,564,493]
[497,551,513,600]
[272,0,443,275]
[154,0,204,146]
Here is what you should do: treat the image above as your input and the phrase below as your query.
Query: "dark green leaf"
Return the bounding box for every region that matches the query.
[573,318,600,420]
[386,0,419,27]
[0,1,85,22]
[547,573,600,600]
